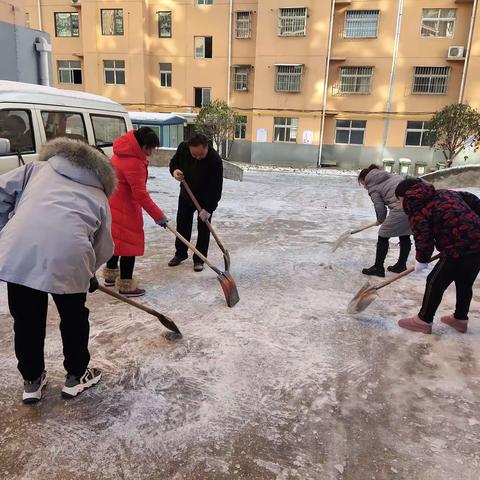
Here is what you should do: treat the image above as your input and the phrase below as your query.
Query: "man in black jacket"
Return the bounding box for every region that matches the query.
[168,134,223,272]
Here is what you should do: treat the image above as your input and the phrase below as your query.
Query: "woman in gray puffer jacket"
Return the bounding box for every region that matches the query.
[358,164,412,277]
[0,138,115,404]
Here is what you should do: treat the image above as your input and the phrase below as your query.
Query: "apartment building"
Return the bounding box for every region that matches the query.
[25,0,480,170]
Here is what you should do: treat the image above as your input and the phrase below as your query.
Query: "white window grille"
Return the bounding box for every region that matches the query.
[335,120,366,145]
[159,63,172,87]
[405,121,431,146]
[421,8,456,38]
[344,10,379,38]
[278,7,307,37]
[234,66,249,91]
[104,60,125,85]
[235,11,252,38]
[339,66,373,94]
[234,116,247,139]
[413,66,450,94]
[275,65,303,93]
[57,60,82,84]
[274,117,298,143]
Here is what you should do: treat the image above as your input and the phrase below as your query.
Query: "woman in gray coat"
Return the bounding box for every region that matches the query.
[358,164,412,277]
[0,138,115,404]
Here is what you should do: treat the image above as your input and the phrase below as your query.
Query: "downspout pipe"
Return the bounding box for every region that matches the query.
[317,0,335,168]
[37,0,43,31]
[225,0,233,159]
[459,0,478,104]
[35,36,51,86]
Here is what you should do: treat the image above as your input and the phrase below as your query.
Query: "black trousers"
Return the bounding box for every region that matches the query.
[175,195,212,263]
[418,252,480,323]
[375,235,411,267]
[7,283,90,381]
[107,255,135,279]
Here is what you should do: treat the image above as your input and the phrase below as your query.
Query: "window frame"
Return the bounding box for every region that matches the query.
[412,66,450,95]
[197,0,213,4]
[0,109,36,155]
[57,60,82,84]
[103,60,126,85]
[194,87,212,108]
[54,12,80,37]
[421,8,456,38]
[159,63,172,88]
[344,10,380,39]
[101,9,124,36]
[234,66,249,91]
[40,110,88,142]
[278,7,308,37]
[335,120,367,145]
[234,116,247,140]
[158,11,172,38]
[194,36,212,59]
[273,117,298,143]
[235,11,252,39]
[339,66,373,94]
[275,65,304,93]
[90,114,127,147]
[405,121,431,147]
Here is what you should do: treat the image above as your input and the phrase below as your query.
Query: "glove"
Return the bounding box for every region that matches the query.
[199,209,211,222]
[88,276,99,293]
[414,261,429,273]
[156,214,168,228]
[173,169,184,181]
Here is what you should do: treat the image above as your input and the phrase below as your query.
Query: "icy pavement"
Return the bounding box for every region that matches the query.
[0,168,479,480]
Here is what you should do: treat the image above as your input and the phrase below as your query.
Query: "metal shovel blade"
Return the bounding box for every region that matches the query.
[347,282,379,315]
[217,272,240,308]
[332,230,351,252]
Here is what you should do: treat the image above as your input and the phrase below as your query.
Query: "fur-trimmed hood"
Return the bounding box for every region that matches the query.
[38,137,116,197]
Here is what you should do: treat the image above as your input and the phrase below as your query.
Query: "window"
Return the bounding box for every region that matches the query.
[405,121,431,146]
[158,11,172,37]
[344,10,379,38]
[236,11,252,38]
[57,61,82,84]
[278,7,307,36]
[0,109,35,153]
[234,66,249,91]
[41,111,87,142]
[335,120,366,145]
[275,65,303,93]
[54,12,79,37]
[101,9,124,36]
[104,60,125,85]
[339,67,373,94]
[413,66,450,94]
[421,8,456,38]
[159,63,172,87]
[25,12,30,28]
[162,124,184,148]
[91,115,127,146]
[274,117,298,143]
[194,36,213,58]
[197,0,213,4]
[194,88,211,108]
[234,116,247,140]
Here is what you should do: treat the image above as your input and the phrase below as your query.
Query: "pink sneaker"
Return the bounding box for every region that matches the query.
[441,315,468,333]
[398,315,432,334]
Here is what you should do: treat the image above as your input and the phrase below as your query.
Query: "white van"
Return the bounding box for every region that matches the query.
[0,80,132,173]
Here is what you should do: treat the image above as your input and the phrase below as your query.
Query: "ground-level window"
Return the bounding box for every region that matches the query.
[41,111,87,142]
[160,63,172,87]
[335,120,366,145]
[194,87,211,108]
[101,9,124,35]
[54,12,79,37]
[104,60,126,85]
[57,60,82,84]
[405,121,430,146]
[91,115,127,146]
[273,117,298,143]
[413,66,450,94]
[0,109,35,153]
[234,116,247,139]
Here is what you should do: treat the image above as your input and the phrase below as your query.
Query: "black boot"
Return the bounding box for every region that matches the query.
[362,236,388,277]
[387,236,411,273]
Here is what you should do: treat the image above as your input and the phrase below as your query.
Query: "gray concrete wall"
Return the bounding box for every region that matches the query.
[230,140,252,164]
[251,142,319,168]
[0,22,52,85]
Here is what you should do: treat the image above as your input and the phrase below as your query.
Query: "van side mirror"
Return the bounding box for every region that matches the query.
[0,138,11,154]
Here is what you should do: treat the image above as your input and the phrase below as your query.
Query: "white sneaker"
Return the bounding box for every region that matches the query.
[23,370,47,404]
[61,368,102,399]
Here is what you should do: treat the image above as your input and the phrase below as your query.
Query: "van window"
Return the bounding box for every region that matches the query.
[41,111,87,142]
[0,109,35,154]
[91,114,127,146]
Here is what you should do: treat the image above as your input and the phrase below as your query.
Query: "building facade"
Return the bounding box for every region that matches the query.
[25,0,480,171]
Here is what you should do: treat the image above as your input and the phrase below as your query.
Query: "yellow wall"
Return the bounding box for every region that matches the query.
[1,0,26,25]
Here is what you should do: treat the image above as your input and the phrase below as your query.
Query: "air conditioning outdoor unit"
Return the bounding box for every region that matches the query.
[71,0,81,5]
[448,46,465,59]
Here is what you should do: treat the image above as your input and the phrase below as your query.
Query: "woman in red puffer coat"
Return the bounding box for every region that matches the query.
[103,127,168,297]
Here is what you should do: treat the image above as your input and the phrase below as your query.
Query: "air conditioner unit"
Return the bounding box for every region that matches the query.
[448,46,465,59]
[71,0,81,6]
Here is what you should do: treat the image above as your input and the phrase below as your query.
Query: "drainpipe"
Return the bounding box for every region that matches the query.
[317,0,335,168]
[35,36,51,86]
[380,0,404,160]
[36,0,43,30]
[224,0,233,158]
[459,0,478,104]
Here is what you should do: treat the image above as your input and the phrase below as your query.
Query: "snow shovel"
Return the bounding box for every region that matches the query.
[332,221,378,252]
[165,224,240,308]
[98,285,181,335]
[347,254,441,315]
[181,179,231,272]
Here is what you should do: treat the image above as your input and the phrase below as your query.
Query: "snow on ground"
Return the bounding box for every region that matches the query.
[0,168,479,480]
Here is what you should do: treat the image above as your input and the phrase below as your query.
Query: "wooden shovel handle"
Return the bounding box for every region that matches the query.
[350,221,379,235]
[98,285,160,317]
[373,254,441,292]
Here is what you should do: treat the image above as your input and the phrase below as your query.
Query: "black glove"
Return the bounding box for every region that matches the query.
[89,276,99,293]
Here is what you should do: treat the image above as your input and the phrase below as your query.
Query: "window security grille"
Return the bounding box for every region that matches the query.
[344,10,379,38]
[236,11,252,38]
[278,7,307,37]
[234,67,249,91]
[339,67,373,94]
[413,66,450,94]
[275,65,303,92]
